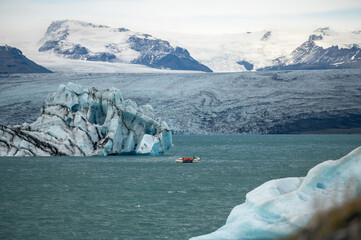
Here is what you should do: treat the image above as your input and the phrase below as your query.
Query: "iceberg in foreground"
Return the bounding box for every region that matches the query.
[0,83,172,156]
[191,147,361,240]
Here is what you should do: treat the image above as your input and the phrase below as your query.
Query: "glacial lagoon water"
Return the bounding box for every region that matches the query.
[1,135,361,240]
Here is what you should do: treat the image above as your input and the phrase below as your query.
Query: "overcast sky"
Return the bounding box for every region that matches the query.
[1,0,361,41]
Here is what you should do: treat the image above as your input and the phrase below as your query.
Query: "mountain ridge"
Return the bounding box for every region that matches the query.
[260,28,361,70]
[38,20,212,72]
[7,20,358,73]
[153,27,361,72]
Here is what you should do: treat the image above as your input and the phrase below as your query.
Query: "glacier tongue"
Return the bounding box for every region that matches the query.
[0,83,172,156]
[191,147,361,240]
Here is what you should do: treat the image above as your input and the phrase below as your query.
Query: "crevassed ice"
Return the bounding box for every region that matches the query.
[191,146,361,240]
[0,82,172,156]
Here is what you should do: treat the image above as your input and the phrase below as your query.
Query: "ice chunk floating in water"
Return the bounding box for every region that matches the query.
[191,146,361,240]
[0,83,172,156]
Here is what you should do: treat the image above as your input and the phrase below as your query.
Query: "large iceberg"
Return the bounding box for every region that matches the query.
[0,83,172,156]
[191,147,361,240]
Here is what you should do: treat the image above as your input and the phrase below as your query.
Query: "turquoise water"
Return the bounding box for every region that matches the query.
[0,135,360,240]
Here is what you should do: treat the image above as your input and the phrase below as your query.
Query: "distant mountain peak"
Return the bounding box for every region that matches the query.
[314,27,332,36]
[260,31,361,71]
[39,20,212,72]
[49,20,111,29]
[261,31,272,41]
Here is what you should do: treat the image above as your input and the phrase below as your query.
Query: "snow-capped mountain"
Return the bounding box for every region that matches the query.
[157,27,361,71]
[38,20,212,72]
[0,45,52,73]
[36,21,361,72]
[263,27,361,70]
[153,29,308,72]
[6,20,357,72]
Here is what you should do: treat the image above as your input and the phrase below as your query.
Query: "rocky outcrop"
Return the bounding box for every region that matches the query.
[129,35,212,72]
[287,197,361,240]
[0,45,52,73]
[260,31,271,41]
[0,83,172,156]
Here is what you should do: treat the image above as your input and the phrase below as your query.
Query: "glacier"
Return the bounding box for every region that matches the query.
[1,70,361,134]
[0,83,172,156]
[191,146,361,240]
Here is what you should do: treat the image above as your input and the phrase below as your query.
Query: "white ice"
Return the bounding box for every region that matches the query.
[191,146,361,240]
[0,82,172,156]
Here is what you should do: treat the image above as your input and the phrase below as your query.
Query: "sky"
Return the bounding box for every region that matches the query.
[1,0,361,41]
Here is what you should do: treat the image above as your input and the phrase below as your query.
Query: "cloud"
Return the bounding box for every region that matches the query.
[1,0,361,36]
[3,0,361,18]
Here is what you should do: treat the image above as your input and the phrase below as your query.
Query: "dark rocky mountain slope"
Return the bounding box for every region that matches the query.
[0,45,52,73]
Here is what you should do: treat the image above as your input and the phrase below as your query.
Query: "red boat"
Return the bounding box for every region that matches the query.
[175,156,201,163]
